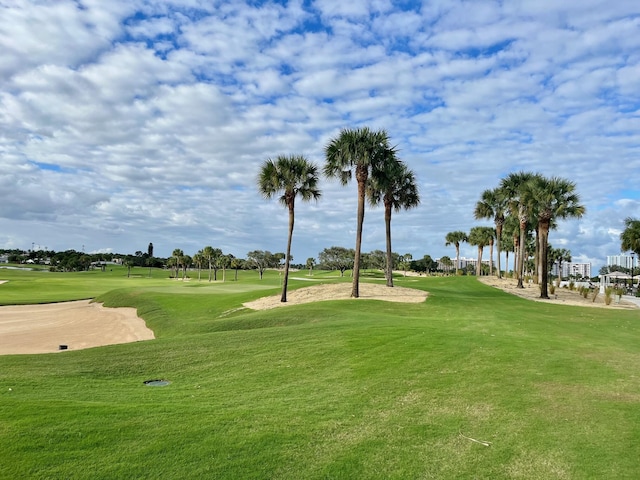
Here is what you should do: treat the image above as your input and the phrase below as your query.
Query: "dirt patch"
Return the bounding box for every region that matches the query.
[477,276,638,309]
[0,300,155,355]
[244,282,428,310]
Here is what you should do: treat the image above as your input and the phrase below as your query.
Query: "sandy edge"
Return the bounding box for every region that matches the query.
[0,300,155,355]
[477,276,639,309]
[244,282,428,310]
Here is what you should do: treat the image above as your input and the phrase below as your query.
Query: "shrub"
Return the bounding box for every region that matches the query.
[592,289,599,303]
[569,280,575,291]
[549,283,556,295]
[605,287,613,305]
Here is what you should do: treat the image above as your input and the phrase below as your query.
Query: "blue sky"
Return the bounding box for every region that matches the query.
[1,0,639,269]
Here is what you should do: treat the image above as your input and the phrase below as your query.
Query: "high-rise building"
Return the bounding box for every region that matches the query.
[607,254,634,270]
[551,262,591,279]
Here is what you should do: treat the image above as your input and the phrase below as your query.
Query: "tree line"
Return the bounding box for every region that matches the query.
[445,172,587,299]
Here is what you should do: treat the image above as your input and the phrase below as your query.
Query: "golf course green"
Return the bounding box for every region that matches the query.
[1,266,639,479]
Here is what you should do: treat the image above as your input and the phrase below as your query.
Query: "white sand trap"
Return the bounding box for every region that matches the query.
[0,300,155,355]
[245,282,428,310]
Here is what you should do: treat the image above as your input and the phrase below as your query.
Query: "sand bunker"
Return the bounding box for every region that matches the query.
[478,276,638,309]
[244,282,428,310]
[0,300,154,355]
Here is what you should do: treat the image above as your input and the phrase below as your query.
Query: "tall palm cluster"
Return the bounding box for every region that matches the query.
[443,172,584,297]
[464,171,585,299]
[258,127,420,301]
[171,247,238,282]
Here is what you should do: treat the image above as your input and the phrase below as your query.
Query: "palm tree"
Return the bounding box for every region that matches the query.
[181,254,192,280]
[468,226,495,276]
[220,254,231,282]
[324,127,392,297]
[445,231,468,274]
[400,253,412,277]
[621,217,640,255]
[549,247,570,286]
[500,171,538,288]
[528,175,585,299]
[193,251,204,282]
[230,257,243,281]
[202,246,216,282]
[258,154,321,302]
[367,157,420,287]
[171,248,183,279]
[306,257,316,276]
[440,255,454,274]
[474,187,508,278]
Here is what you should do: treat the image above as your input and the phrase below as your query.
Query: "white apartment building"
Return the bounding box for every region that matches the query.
[607,254,635,270]
[450,257,493,272]
[551,262,591,279]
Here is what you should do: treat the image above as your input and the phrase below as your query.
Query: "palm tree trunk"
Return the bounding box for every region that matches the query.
[505,250,509,276]
[513,235,518,278]
[535,224,541,285]
[489,240,494,276]
[557,260,562,287]
[496,224,503,278]
[539,219,551,298]
[384,200,394,287]
[352,168,367,298]
[517,216,526,288]
[456,245,460,275]
[477,246,483,276]
[281,201,295,302]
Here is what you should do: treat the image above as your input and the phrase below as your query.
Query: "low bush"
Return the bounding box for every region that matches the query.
[605,287,613,305]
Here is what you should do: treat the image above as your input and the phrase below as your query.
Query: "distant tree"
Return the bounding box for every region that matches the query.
[551,248,571,286]
[202,246,213,282]
[171,248,183,279]
[124,256,134,278]
[399,253,412,277]
[146,256,153,278]
[306,257,316,276]
[193,251,204,282]
[148,242,154,257]
[474,187,508,278]
[363,250,386,271]
[230,256,244,281]
[220,254,231,282]
[182,254,192,279]
[440,255,454,274]
[468,226,495,276]
[445,231,468,274]
[411,254,436,274]
[247,250,275,280]
[319,246,355,276]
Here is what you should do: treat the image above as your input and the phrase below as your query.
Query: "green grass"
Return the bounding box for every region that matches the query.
[1,269,640,478]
